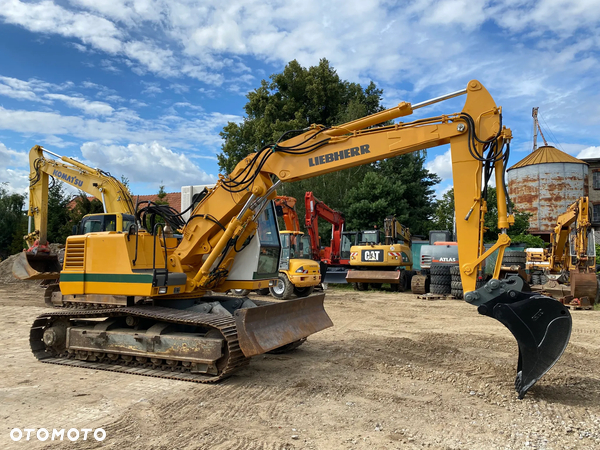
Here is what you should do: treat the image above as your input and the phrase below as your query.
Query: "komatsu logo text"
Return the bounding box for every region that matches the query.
[308,144,371,167]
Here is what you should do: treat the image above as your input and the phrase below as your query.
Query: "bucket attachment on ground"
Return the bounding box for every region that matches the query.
[322,267,350,284]
[346,269,400,285]
[12,251,62,280]
[234,293,333,357]
[570,271,598,305]
[464,276,572,399]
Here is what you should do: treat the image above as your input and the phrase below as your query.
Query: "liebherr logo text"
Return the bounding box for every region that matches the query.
[9,428,106,442]
[308,144,371,167]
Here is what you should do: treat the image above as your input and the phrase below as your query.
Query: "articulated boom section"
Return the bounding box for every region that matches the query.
[29,80,571,396]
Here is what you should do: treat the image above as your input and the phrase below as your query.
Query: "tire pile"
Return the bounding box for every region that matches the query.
[430,265,451,295]
[530,271,549,286]
[450,265,463,299]
[502,250,526,269]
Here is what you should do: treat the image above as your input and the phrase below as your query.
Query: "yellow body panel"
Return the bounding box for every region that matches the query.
[283,258,321,288]
[349,244,412,268]
[60,232,184,297]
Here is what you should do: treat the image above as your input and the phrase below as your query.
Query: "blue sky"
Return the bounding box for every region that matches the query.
[1,0,599,200]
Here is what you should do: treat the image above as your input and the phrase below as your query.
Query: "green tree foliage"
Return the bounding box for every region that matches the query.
[218,58,384,175]
[432,187,536,244]
[67,192,104,234]
[217,59,441,243]
[510,233,547,248]
[483,187,531,242]
[0,183,27,258]
[433,188,455,233]
[344,154,440,235]
[46,183,71,244]
[155,185,169,206]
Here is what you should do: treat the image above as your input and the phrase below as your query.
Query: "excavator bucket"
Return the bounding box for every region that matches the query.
[323,267,350,284]
[570,271,598,305]
[12,251,62,280]
[466,276,572,398]
[234,293,333,357]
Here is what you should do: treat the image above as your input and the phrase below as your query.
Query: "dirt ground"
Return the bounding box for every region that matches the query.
[0,280,599,450]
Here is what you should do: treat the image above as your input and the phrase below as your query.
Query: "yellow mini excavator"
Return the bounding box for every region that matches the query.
[28,81,572,398]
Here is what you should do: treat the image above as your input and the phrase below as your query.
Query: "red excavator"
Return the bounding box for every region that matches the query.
[304,192,357,283]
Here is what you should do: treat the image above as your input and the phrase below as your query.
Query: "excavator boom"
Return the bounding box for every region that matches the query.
[13,145,135,280]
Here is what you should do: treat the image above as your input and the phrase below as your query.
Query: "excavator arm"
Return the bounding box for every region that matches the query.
[384,216,411,245]
[304,192,345,264]
[56,80,572,397]
[26,145,135,245]
[273,196,301,232]
[13,145,135,280]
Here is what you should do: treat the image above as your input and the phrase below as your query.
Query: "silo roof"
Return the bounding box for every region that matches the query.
[508,146,588,171]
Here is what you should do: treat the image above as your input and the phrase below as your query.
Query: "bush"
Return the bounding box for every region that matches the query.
[510,233,547,248]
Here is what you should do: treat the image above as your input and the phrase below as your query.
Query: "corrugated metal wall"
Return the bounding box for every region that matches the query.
[507,162,589,234]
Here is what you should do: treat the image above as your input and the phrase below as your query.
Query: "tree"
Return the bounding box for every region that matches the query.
[432,187,535,243]
[433,188,455,233]
[483,187,531,242]
[65,192,104,235]
[0,183,26,258]
[46,183,71,244]
[155,185,169,206]
[218,58,384,175]
[216,59,442,238]
[343,154,440,235]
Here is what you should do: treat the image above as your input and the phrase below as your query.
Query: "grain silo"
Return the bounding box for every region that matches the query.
[507,146,589,240]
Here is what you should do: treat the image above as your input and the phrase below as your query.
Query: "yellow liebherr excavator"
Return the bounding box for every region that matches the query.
[30,81,572,398]
[12,145,135,280]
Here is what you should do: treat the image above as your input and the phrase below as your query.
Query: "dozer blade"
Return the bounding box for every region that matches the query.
[234,293,333,357]
[346,269,400,284]
[12,251,62,280]
[465,276,572,399]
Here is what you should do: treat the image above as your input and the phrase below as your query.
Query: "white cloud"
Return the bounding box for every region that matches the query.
[0,142,29,195]
[426,148,453,182]
[80,141,217,191]
[1,0,123,53]
[44,93,114,116]
[0,76,55,103]
[0,105,240,150]
[0,142,28,167]
[141,81,162,95]
[0,167,29,195]
[577,146,600,159]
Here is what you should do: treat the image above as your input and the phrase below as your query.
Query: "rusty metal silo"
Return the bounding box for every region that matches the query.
[507,146,589,239]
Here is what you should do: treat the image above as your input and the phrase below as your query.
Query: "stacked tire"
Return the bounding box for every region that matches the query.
[450,265,463,299]
[430,265,451,295]
[530,271,549,286]
[502,251,526,269]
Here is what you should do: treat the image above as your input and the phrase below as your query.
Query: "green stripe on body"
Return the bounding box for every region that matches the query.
[60,273,153,283]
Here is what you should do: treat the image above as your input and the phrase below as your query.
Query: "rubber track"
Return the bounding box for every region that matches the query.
[30,305,250,383]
